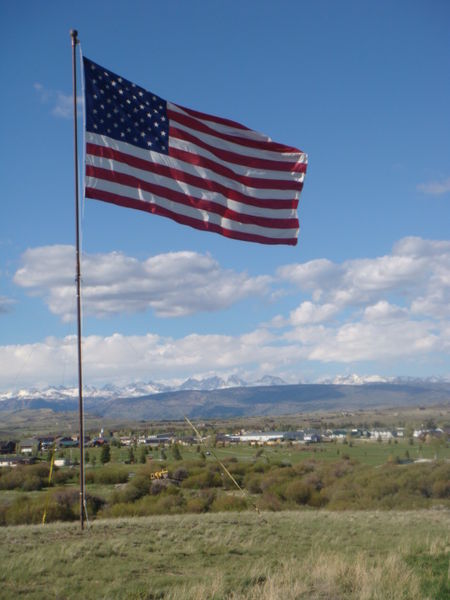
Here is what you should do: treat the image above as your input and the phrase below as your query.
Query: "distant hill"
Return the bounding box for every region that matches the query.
[1,380,449,420]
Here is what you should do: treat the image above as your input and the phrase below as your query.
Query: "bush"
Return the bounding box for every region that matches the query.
[172,467,189,482]
[257,491,282,512]
[114,475,151,503]
[181,468,222,489]
[244,474,263,494]
[211,494,248,512]
[150,479,168,495]
[85,466,129,485]
[284,480,312,505]
[0,463,51,491]
[0,488,104,526]
[21,475,44,492]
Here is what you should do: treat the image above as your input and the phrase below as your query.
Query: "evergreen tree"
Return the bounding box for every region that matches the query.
[172,444,182,461]
[138,445,148,464]
[100,444,111,464]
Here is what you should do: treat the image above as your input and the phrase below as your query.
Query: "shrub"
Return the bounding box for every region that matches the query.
[0,469,25,490]
[52,469,75,485]
[244,474,263,494]
[21,475,44,492]
[181,469,222,489]
[172,467,189,482]
[115,475,151,503]
[431,479,450,499]
[0,489,104,526]
[85,466,129,485]
[185,496,210,513]
[0,463,51,491]
[284,480,311,505]
[150,479,168,495]
[257,491,282,512]
[211,494,248,512]
[252,461,271,474]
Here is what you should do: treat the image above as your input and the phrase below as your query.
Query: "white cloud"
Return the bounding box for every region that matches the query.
[363,300,407,322]
[5,236,450,390]
[34,83,82,119]
[306,319,441,363]
[273,236,450,365]
[278,237,450,318]
[0,329,300,389]
[14,245,271,320]
[417,177,450,196]
[289,301,338,325]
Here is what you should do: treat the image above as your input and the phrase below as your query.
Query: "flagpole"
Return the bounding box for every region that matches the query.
[70,28,85,531]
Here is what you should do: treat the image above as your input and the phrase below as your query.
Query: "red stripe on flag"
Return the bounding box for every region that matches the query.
[170,126,306,172]
[86,164,299,229]
[86,142,302,196]
[168,107,302,154]
[173,103,253,132]
[85,186,298,246]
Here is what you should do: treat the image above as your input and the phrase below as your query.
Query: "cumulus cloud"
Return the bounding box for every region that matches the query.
[278,237,450,319]
[34,83,82,119]
[289,301,338,325]
[305,319,441,363]
[1,312,447,390]
[417,177,450,196]
[363,300,407,322]
[5,236,450,389]
[0,329,300,389]
[14,245,271,320]
[272,236,450,366]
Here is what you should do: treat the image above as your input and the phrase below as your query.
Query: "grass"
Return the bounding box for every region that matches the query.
[1,510,448,599]
[75,437,450,470]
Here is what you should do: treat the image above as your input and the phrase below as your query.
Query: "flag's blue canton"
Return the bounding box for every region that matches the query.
[83,57,169,154]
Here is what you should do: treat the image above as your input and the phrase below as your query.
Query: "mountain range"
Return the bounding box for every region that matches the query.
[0,375,449,420]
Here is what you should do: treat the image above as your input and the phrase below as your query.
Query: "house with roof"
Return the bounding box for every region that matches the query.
[0,440,17,454]
[19,438,40,454]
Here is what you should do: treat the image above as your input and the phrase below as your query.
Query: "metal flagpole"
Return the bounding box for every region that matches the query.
[70,28,85,531]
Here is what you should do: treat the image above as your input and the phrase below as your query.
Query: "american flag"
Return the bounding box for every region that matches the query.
[83,57,307,246]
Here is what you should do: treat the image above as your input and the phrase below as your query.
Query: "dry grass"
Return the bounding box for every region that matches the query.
[1,510,448,599]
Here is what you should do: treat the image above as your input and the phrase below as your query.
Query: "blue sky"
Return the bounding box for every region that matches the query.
[1,0,449,390]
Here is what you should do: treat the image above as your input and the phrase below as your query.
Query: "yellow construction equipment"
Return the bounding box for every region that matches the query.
[150,469,168,480]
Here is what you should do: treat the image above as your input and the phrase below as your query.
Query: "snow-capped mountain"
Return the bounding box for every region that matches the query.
[0,374,288,402]
[1,374,448,409]
[0,375,449,420]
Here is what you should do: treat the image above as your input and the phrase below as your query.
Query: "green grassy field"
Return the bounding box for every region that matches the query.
[1,510,448,599]
[62,436,450,469]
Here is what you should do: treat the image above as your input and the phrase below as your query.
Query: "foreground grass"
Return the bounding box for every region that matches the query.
[1,510,448,599]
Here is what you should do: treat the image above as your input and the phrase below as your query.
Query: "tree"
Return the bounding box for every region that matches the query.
[138,445,148,464]
[100,444,111,464]
[172,444,182,461]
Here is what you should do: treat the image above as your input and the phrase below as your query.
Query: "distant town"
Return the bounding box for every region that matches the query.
[1,423,447,468]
